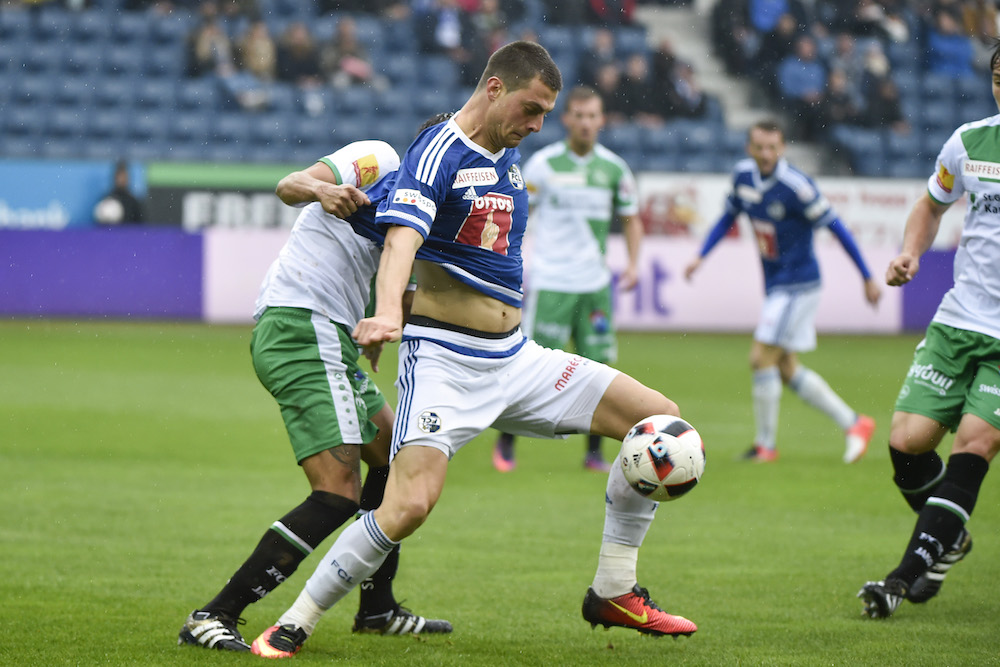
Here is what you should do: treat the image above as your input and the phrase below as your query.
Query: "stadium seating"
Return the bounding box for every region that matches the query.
[0,3,725,169]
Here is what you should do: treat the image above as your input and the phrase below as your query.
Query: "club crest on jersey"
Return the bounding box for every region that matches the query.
[508,164,524,190]
[767,201,785,220]
[453,167,499,188]
[417,411,442,433]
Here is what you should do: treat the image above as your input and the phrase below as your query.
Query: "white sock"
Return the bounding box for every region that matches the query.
[277,587,327,637]
[788,366,855,430]
[295,514,396,621]
[592,461,656,597]
[752,367,782,449]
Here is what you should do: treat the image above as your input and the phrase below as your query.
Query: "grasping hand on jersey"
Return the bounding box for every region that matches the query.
[317,183,370,218]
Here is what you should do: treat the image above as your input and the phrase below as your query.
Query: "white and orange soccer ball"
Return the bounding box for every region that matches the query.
[619,415,705,502]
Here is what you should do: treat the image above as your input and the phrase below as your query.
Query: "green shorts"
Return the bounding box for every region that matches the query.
[526,287,617,363]
[894,321,1000,431]
[250,307,386,463]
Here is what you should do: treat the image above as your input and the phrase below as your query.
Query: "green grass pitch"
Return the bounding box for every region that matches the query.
[2,320,998,666]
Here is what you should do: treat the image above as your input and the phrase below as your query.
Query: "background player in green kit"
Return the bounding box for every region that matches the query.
[857,41,1000,619]
[492,85,643,473]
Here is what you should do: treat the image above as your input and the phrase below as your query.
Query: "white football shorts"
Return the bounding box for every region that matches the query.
[390,318,620,460]
[754,285,822,352]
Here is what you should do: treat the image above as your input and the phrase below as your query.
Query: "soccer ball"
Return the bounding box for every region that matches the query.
[619,415,705,502]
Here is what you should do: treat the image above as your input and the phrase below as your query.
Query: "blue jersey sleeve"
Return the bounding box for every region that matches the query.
[828,219,871,280]
[375,123,454,238]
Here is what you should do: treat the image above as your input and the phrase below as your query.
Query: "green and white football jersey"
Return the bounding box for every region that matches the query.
[523,141,639,293]
[926,115,1000,339]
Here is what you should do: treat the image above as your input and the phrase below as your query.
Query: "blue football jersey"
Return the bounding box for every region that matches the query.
[723,157,837,292]
[372,118,528,307]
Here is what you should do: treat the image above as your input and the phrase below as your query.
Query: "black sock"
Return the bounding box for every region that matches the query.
[357,543,401,617]
[202,491,359,618]
[888,453,988,586]
[360,465,389,511]
[890,446,945,511]
[587,434,602,457]
[496,431,515,457]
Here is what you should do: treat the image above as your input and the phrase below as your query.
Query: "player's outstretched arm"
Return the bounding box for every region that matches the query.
[886,192,950,287]
[353,225,424,348]
[619,214,643,290]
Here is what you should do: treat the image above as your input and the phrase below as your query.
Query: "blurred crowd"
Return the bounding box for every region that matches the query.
[711,0,997,141]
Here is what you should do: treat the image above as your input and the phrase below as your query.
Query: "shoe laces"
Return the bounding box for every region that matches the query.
[632,586,664,613]
[267,625,306,651]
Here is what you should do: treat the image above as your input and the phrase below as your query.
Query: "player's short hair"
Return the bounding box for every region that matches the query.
[476,41,562,94]
[748,119,785,142]
[417,111,455,135]
[990,37,1000,71]
[563,85,602,111]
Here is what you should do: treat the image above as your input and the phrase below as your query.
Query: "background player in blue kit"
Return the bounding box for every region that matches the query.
[251,41,699,659]
[684,119,881,464]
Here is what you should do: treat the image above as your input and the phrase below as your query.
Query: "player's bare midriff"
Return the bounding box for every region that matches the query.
[411,260,521,333]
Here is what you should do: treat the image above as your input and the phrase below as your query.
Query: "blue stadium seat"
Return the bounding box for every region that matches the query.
[371,89,411,120]
[615,26,649,56]
[417,55,460,92]
[135,79,177,111]
[112,12,152,46]
[212,113,253,145]
[63,43,104,76]
[145,47,185,80]
[87,109,131,141]
[602,124,643,156]
[382,17,417,52]
[46,108,88,141]
[349,14,385,46]
[641,125,681,156]
[887,40,919,71]
[289,116,334,149]
[168,111,214,145]
[177,79,222,111]
[884,158,928,179]
[94,77,137,109]
[104,44,146,79]
[249,111,293,147]
[165,143,210,162]
[128,110,172,144]
[886,129,920,158]
[0,41,24,77]
[40,137,88,160]
[0,9,30,42]
[922,73,956,98]
[378,56,419,85]
[150,13,194,46]
[247,143,295,165]
[920,99,956,131]
[265,83,298,113]
[72,9,113,44]
[203,142,248,163]
[21,43,61,75]
[892,69,920,99]
[4,106,46,137]
[11,75,53,108]
[538,25,578,58]
[411,85,444,117]
[0,135,38,159]
[33,8,73,43]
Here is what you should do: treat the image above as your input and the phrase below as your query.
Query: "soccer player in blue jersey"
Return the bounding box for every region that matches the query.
[684,119,881,464]
[250,41,699,659]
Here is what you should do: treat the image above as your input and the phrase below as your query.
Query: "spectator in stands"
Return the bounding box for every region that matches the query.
[860,39,891,92]
[618,52,666,126]
[848,0,910,42]
[754,11,800,100]
[318,0,410,19]
[962,0,999,63]
[592,62,628,125]
[749,0,807,34]
[93,160,144,226]
[277,21,326,116]
[186,12,234,77]
[671,61,709,119]
[414,0,480,87]
[587,0,635,25]
[821,67,862,128]
[776,34,827,141]
[827,33,865,101]
[237,19,277,84]
[860,76,909,134]
[320,17,388,91]
[579,28,619,88]
[711,0,759,76]
[926,9,976,78]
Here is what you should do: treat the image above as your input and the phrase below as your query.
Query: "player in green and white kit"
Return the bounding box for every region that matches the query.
[180,133,451,652]
[858,43,1000,619]
[492,86,643,473]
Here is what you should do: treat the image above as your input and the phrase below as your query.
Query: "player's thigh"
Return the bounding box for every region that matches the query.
[493,340,620,438]
[251,308,381,463]
[893,322,983,433]
[753,287,820,352]
[591,372,679,440]
[574,287,617,363]
[392,339,506,458]
[525,289,575,349]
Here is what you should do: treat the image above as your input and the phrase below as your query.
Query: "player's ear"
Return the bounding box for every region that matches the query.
[486,76,504,101]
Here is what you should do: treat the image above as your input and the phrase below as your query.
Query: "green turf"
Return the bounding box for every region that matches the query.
[2,320,997,666]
